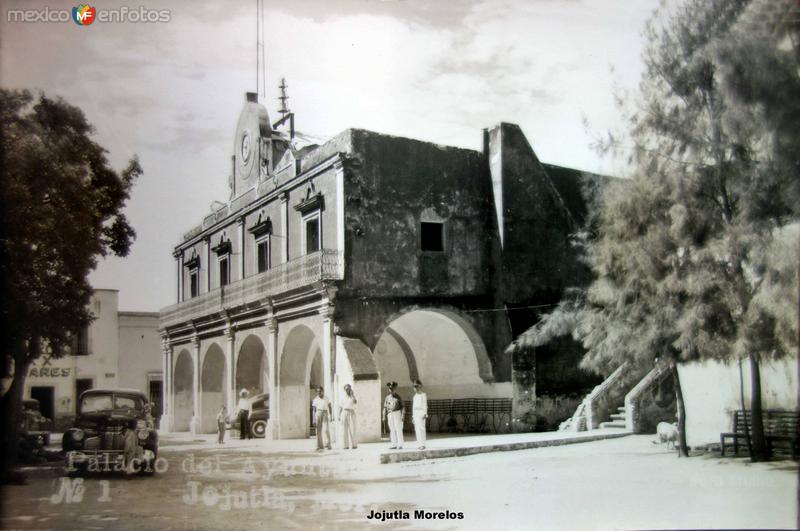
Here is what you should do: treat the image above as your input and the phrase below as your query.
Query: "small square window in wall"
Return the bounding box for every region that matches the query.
[421,221,444,252]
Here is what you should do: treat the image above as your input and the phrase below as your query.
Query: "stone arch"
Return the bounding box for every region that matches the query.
[236,334,267,397]
[373,307,494,400]
[200,343,226,433]
[173,349,194,432]
[278,324,318,438]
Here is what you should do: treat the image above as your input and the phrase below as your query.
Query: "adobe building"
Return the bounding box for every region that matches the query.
[23,289,163,429]
[158,92,596,441]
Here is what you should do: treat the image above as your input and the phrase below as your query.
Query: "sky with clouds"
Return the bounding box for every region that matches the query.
[1,0,662,311]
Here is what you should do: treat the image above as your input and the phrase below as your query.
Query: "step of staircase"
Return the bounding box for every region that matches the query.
[617,406,626,413]
[599,420,627,429]
[610,413,626,421]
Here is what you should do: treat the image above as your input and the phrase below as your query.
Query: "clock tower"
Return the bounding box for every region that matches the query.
[231,92,271,198]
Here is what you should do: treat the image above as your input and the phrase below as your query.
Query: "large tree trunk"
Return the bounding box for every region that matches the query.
[671,363,689,457]
[748,354,768,462]
[0,350,30,484]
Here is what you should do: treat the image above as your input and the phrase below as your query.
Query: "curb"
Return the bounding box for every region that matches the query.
[379,431,632,464]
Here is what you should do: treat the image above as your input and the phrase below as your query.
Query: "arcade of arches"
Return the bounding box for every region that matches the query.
[162,308,511,442]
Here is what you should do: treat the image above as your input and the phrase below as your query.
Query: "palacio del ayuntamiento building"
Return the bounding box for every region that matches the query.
[158,91,597,442]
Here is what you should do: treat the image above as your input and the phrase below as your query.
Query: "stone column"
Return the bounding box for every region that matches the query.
[280,192,289,263]
[189,335,201,434]
[266,316,279,440]
[225,323,236,412]
[159,335,173,432]
[238,216,246,280]
[204,236,211,292]
[174,251,183,303]
[320,301,336,444]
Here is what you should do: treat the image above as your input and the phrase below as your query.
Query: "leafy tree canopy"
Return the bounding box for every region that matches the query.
[1,88,140,371]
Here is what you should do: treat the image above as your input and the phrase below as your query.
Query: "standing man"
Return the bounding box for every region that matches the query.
[312,386,332,451]
[217,405,228,444]
[338,384,358,449]
[236,389,251,440]
[412,379,428,450]
[382,381,404,449]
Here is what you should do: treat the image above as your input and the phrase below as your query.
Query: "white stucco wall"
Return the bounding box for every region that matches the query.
[75,289,120,389]
[678,358,798,447]
[118,312,161,394]
[335,336,381,444]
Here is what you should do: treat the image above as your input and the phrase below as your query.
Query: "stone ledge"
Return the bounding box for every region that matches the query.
[379,431,631,464]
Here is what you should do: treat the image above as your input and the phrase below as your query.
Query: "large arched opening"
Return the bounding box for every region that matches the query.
[373,308,494,401]
[200,343,226,433]
[173,349,194,432]
[278,325,320,438]
[236,334,268,397]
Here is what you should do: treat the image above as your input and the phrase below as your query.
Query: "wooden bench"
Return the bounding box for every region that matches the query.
[765,411,800,458]
[720,410,799,458]
[402,398,512,434]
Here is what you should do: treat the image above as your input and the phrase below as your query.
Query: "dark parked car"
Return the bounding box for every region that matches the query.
[247,393,269,438]
[20,398,53,447]
[62,388,158,475]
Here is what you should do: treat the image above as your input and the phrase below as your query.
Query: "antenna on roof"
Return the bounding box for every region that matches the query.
[278,78,290,117]
[273,77,295,139]
[256,0,266,100]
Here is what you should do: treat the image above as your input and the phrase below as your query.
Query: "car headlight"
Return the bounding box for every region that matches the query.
[72,429,84,441]
[136,420,146,430]
[137,429,149,441]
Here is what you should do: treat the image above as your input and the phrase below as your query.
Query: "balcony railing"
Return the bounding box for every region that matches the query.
[160,249,343,329]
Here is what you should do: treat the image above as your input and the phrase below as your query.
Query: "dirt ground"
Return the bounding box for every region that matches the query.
[1,435,796,530]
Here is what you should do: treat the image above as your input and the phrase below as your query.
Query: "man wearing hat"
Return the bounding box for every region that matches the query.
[235,389,252,440]
[382,381,405,449]
[412,379,428,450]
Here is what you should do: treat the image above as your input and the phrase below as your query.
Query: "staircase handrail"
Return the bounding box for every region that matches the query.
[624,362,672,432]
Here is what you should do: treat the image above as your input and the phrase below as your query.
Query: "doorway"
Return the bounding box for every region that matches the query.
[30,386,55,420]
[75,378,93,414]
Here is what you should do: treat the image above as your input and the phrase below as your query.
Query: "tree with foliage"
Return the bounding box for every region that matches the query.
[0,89,139,483]
[525,0,799,459]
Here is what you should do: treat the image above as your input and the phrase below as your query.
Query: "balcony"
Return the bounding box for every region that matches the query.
[160,249,343,329]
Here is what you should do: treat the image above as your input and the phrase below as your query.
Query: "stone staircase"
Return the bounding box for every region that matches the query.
[599,406,628,429]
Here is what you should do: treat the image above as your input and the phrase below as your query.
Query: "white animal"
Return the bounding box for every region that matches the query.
[654,421,679,450]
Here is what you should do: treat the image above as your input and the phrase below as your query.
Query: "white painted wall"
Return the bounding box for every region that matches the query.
[335,336,381,443]
[118,312,161,393]
[678,358,798,447]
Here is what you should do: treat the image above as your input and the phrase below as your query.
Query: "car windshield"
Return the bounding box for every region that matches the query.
[81,394,143,413]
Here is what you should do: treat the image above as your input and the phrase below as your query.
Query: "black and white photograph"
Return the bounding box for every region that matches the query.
[1,0,798,529]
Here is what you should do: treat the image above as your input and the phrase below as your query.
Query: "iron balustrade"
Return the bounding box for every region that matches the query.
[161,249,343,328]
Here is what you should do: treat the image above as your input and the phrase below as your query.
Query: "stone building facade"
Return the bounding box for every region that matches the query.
[159,92,594,441]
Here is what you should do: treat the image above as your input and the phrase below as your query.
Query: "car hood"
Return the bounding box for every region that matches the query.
[73,412,142,429]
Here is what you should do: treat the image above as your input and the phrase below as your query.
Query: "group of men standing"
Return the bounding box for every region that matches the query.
[311,384,358,451]
[383,379,428,450]
[217,380,431,450]
[311,379,429,451]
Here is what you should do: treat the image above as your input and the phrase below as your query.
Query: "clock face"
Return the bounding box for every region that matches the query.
[241,131,251,164]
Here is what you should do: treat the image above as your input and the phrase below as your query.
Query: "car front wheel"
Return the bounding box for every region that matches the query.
[250,420,267,438]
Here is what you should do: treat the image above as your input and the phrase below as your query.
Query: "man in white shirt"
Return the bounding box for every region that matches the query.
[235,389,252,440]
[382,381,405,449]
[412,379,428,450]
[312,386,332,451]
[338,384,358,449]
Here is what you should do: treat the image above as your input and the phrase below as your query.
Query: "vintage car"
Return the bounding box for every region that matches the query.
[248,393,269,438]
[62,388,158,475]
[20,398,53,447]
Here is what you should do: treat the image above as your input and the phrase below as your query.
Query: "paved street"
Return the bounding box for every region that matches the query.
[1,434,797,530]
